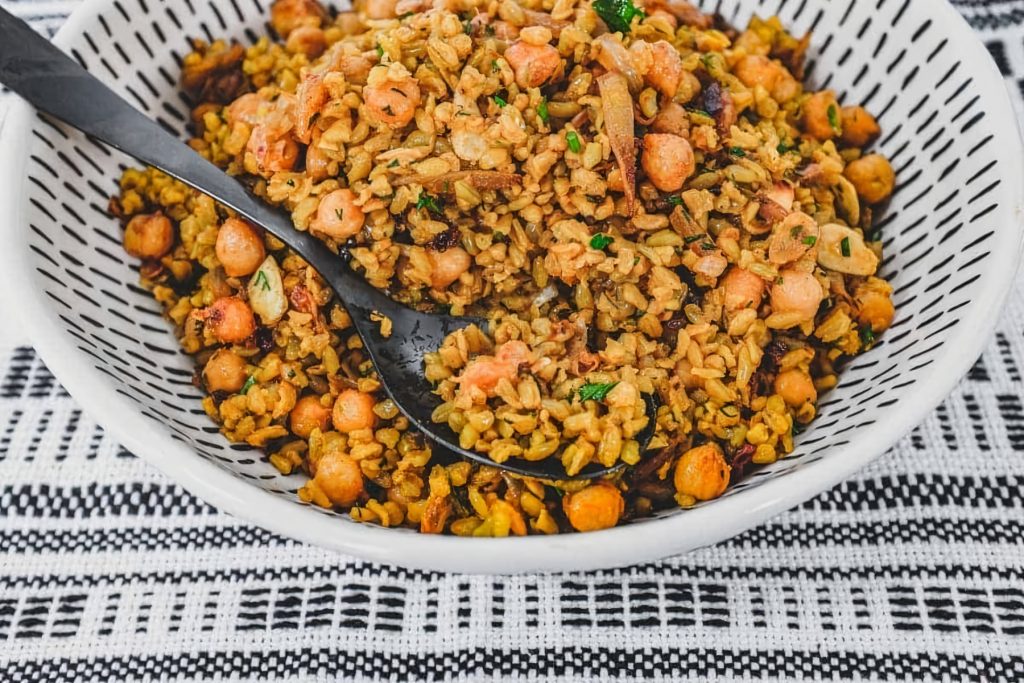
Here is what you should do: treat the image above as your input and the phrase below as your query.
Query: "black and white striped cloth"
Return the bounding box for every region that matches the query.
[2,1,1024,680]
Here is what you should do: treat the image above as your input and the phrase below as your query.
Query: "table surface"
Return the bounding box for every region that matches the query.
[2,0,1024,681]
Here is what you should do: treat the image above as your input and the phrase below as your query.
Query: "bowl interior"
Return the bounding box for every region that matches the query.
[3,0,1021,572]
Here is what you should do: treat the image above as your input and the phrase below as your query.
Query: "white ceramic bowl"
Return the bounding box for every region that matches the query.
[1,0,1021,573]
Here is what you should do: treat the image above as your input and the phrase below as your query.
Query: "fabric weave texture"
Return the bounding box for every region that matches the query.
[2,0,1024,680]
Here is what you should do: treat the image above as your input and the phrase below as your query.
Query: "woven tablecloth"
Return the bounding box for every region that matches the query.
[2,1,1024,680]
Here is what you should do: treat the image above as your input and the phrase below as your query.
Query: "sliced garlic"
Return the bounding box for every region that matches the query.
[816,223,879,276]
[247,255,288,325]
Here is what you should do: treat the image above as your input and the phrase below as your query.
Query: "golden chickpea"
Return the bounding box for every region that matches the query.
[314,451,364,507]
[844,154,895,204]
[721,267,765,312]
[563,483,624,532]
[856,289,896,332]
[332,389,377,433]
[733,54,781,92]
[123,212,174,260]
[285,25,326,58]
[364,0,397,19]
[641,133,695,193]
[270,0,324,38]
[202,348,248,393]
[673,443,730,501]
[290,395,333,438]
[426,247,472,290]
[206,297,256,343]
[801,90,841,141]
[310,189,365,240]
[774,369,817,407]
[840,105,880,147]
[771,270,824,322]
[215,218,266,278]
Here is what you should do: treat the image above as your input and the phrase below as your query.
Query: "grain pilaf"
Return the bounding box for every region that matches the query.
[113,0,896,535]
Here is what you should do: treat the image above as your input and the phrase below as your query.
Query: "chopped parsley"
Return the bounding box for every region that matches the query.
[579,381,618,402]
[802,235,818,246]
[566,131,582,153]
[777,142,793,154]
[388,159,400,168]
[860,326,876,345]
[592,0,645,33]
[491,59,500,73]
[334,208,344,221]
[376,44,384,59]
[589,233,614,250]
[416,192,442,214]
[667,195,684,207]
[730,147,746,157]
[254,269,271,292]
[463,18,473,34]
[493,231,509,243]
[684,234,706,244]
[840,236,851,257]
[701,241,716,251]
[827,104,841,134]
[286,178,295,187]
[536,97,549,124]
[240,375,257,395]
[493,93,507,108]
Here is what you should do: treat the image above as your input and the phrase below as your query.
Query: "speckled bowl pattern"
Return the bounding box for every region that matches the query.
[1,0,1021,573]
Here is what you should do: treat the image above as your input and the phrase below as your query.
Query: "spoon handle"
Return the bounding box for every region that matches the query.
[0,7,393,318]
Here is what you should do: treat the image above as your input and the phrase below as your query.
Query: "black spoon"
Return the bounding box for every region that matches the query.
[0,8,657,480]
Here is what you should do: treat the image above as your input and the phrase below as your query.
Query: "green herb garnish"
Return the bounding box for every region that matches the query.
[493,93,507,108]
[566,131,582,153]
[240,375,257,395]
[827,104,841,134]
[493,232,509,243]
[840,236,851,257]
[416,192,442,213]
[376,44,384,59]
[334,208,344,221]
[536,97,549,124]
[463,18,473,34]
[777,142,793,154]
[860,326,876,345]
[802,235,817,246]
[388,159,400,168]
[491,59,500,73]
[667,195,684,207]
[286,178,295,187]
[579,381,619,402]
[701,241,716,250]
[254,270,270,292]
[730,147,746,157]
[592,0,645,33]
[589,234,614,250]
[684,234,706,244]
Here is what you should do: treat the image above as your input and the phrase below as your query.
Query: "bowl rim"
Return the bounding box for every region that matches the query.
[1,0,1022,574]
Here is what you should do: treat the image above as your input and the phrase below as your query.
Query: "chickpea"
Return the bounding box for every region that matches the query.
[314,451,365,507]
[770,270,824,323]
[363,78,421,129]
[734,54,781,92]
[643,40,683,99]
[310,189,365,240]
[206,297,256,343]
[270,0,325,38]
[332,389,377,433]
[246,124,299,177]
[840,105,880,147]
[290,395,333,438]
[844,154,895,204]
[426,247,472,290]
[503,41,561,89]
[774,369,817,407]
[856,289,895,332]
[215,218,266,277]
[562,482,624,532]
[641,133,695,193]
[801,90,841,141]
[720,267,765,312]
[673,443,730,501]
[203,348,248,393]
[285,25,327,58]
[123,212,174,260]
[651,102,690,137]
[364,0,397,19]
